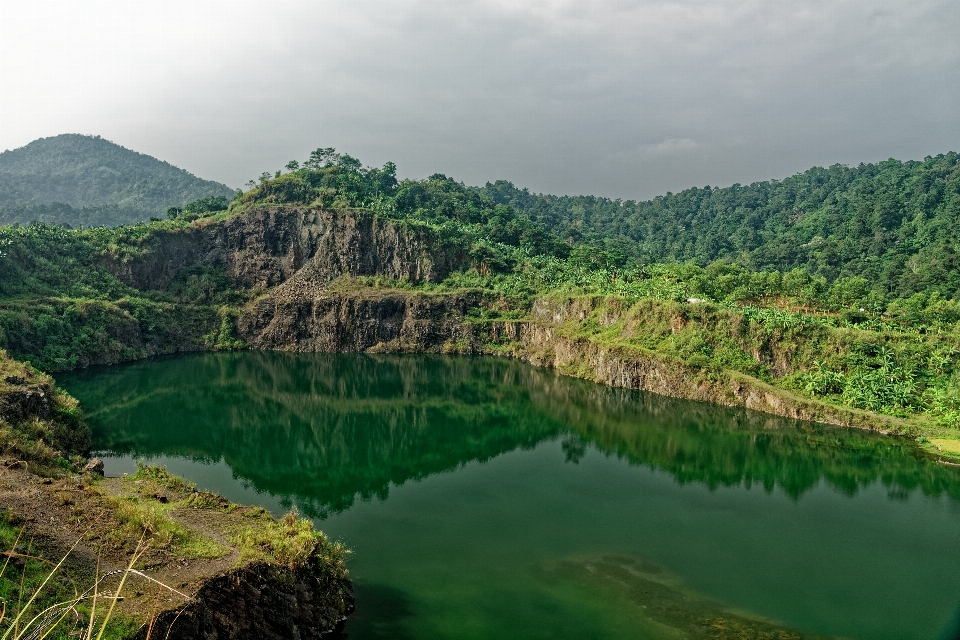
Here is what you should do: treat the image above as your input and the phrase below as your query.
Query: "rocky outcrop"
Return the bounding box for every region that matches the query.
[239,289,482,353]
[0,352,91,456]
[0,373,53,424]
[138,562,353,640]
[107,207,467,292]
[93,206,909,433]
[469,297,902,432]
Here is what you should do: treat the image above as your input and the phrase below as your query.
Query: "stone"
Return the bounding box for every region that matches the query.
[84,457,104,476]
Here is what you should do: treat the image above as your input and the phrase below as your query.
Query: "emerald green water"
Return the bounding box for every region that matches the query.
[60,353,960,640]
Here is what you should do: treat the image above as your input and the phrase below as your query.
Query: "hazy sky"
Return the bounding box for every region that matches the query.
[1,0,959,199]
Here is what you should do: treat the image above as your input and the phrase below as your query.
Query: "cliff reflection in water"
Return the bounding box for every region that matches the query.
[63,352,960,517]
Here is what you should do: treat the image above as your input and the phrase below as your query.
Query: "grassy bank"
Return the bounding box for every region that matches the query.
[0,348,351,639]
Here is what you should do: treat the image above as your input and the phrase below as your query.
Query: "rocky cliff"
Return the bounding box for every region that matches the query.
[239,288,482,353]
[248,285,899,431]
[89,204,920,430]
[107,206,466,292]
[499,321,904,432]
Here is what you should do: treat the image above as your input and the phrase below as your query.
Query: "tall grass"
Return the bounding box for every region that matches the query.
[0,527,183,640]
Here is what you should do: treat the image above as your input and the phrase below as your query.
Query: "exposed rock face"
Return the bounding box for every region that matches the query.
[138,562,354,640]
[83,457,104,476]
[239,290,482,353]
[488,298,902,432]
[96,206,903,434]
[108,207,467,292]
[0,376,52,424]
[507,323,820,419]
[229,283,893,431]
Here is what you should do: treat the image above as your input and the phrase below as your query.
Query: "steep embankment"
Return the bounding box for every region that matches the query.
[228,285,911,433]
[103,205,465,292]
[493,297,911,432]
[0,205,469,370]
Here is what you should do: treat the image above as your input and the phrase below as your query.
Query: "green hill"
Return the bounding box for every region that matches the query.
[480,153,960,299]
[0,134,237,227]
[234,149,960,300]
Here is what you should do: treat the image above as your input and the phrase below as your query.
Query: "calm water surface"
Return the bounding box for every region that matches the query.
[60,353,960,640]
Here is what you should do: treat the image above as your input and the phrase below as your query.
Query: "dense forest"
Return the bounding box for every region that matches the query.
[1,146,959,442]
[240,149,960,304]
[0,134,237,226]
[5,136,958,302]
[477,154,960,300]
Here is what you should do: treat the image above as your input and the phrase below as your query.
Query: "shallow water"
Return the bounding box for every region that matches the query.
[60,353,960,639]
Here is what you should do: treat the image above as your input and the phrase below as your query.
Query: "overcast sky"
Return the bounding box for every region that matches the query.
[1,0,959,199]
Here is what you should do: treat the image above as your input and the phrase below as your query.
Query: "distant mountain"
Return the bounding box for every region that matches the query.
[0,134,237,227]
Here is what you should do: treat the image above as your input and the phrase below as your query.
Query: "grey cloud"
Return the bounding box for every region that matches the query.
[1,0,958,199]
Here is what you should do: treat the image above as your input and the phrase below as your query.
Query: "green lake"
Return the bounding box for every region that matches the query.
[60,352,960,640]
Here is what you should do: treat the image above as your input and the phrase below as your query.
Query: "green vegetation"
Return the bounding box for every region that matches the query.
[0,222,246,371]
[165,195,230,221]
[479,153,960,299]
[0,349,89,472]
[242,148,960,298]
[92,466,227,560]
[0,511,139,640]
[0,134,237,227]
[233,148,570,267]
[231,149,960,436]
[495,284,960,430]
[234,507,348,570]
[2,146,959,449]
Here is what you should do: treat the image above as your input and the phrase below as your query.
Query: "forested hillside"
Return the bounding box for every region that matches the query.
[0,134,236,226]
[1,147,958,448]
[5,134,958,302]
[479,154,960,299]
